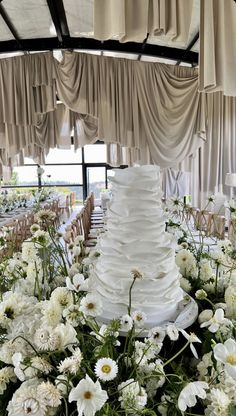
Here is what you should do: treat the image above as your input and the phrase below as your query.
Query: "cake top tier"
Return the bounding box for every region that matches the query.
[109,165,160,187]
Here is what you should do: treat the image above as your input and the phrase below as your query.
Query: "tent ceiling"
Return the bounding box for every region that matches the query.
[0,0,199,65]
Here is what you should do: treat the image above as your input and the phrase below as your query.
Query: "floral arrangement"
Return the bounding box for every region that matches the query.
[0,205,235,415]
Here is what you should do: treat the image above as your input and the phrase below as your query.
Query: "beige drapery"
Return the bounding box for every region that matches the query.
[0,52,99,173]
[94,0,193,43]
[199,0,236,96]
[55,51,205,168]
[181,92,236,207]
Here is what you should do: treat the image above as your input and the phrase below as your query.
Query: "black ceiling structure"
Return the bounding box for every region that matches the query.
[0,0,199,66]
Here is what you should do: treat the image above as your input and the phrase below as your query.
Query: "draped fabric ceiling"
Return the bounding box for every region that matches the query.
[0,51,205,173]
[0,0,236,205]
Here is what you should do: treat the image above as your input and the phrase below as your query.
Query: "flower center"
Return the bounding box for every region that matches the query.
[87,303,95,310]
[101,364,111,374]
[84,391,92,399]
[226,354,236,365]
[182,257,187,262]
[136,314,142,321]
[4,307,15,319]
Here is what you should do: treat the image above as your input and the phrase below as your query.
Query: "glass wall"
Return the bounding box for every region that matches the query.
[1,142,122,202]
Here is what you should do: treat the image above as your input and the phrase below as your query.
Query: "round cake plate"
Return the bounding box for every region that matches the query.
[97,293,198,338]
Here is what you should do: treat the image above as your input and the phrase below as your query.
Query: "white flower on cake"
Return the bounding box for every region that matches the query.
[119,314,133,332]
[200,308,232,333]
[213,339,236,378]
[178,381,208,412]
[68,374,108,416]
[131,310,147,327]
[94,357,118,381]
[180,329,201,359]
[79,294,103,317]
[66,274,87,292]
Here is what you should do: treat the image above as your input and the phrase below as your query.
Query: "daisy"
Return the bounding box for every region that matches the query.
[180,329,201,359]
[69,374,108,416]
[63,305,82,327]
[132,310,147,328]
[178,381,208,412]
[213,338,236,378]
[94,358,118,381]
[79,294,103,317]
[30,357,53,375]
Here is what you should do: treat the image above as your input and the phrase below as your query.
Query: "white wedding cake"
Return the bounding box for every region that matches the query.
[91,165,184,328]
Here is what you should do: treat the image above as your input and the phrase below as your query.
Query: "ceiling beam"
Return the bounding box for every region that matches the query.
[137,34,149,61]
[176,31,199,66]
[0,1,22,48]
[0,37,198,65]
[46,0,70,44]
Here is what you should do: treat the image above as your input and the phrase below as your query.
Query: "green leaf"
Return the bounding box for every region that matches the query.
[229,406,236,416]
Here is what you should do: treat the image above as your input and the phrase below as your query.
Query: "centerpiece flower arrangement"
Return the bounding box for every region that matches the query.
[0,207,235,415]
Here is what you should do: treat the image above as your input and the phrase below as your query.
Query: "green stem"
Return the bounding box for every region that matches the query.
[128,277,137,316]
[163,340,190,367]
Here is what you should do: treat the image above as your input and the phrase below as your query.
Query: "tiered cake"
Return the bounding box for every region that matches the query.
[91,165,184,328]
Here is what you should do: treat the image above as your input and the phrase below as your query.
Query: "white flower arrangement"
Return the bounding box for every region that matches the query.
[0,208,235,415]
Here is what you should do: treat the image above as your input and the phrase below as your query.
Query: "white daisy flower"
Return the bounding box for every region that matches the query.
[41,301,62,328]
[178,381,208,412]
[119,314,133,332]
[213,338,236,378]
[200,308,232,333]
[68,374,108,415]
[132,310,147,327]
[79,293,103,317]
[37,381,61,407]
[180,329,201,359]
[94,357,118,381]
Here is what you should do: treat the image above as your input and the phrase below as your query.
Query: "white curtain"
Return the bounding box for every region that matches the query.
[199,0,236,96]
